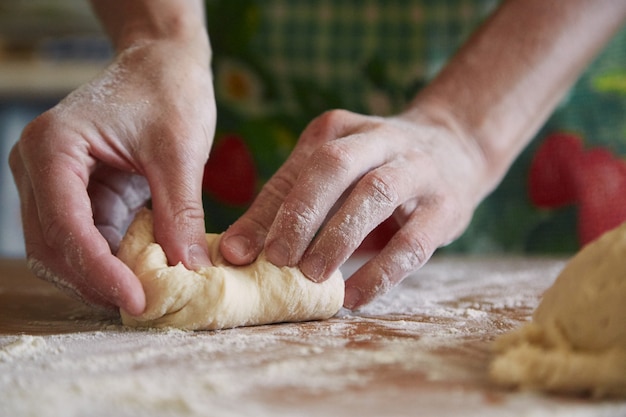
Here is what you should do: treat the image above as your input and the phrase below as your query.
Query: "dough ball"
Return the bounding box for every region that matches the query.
[489,221,626,397]
[117,209,345,330]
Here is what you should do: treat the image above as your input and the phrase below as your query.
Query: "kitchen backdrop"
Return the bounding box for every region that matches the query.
[1,0,625,258]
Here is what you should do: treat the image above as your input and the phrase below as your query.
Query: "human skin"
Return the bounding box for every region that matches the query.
[219,0,626,309]
[9,0,214,314]
[9,0,626,314]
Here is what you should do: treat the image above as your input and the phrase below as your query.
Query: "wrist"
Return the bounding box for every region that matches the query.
[399,97,501,202]
[117,11,207,50]
[92,1,210,63]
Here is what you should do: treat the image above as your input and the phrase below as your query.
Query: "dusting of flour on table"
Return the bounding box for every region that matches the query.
[490,222,626,398]
[0,335,48,363]
[4,257,626,416]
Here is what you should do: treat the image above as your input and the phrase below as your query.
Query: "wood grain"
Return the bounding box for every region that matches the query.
[1,255,624,416]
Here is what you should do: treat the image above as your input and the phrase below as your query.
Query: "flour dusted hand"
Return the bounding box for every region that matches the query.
[117,209,344,330]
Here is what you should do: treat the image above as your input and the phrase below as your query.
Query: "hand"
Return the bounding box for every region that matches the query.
[220,108,491,309]
[9,39,216,314]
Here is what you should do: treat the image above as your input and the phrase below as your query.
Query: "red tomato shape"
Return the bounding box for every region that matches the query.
[528,132,584,208]
[575,148,626,245]
[203,135,257,206]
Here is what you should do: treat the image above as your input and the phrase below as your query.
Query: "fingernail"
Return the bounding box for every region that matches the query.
[224,235,251,259]
[266,239,291,267]
[188,244,211,269]
[301,253,326,282]
[344,287,362,310]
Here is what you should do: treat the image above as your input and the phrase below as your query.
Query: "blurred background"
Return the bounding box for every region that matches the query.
[1,0,625,259]
[0,0,110,256]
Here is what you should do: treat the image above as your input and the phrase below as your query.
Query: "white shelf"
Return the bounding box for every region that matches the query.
[0,59,107,100]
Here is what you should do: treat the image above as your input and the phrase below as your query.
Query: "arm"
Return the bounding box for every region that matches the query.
[91,0,207,52]
[89,0,214,267]
[411,0,626,194]
[9,0,215,314]
[219,0,626,309]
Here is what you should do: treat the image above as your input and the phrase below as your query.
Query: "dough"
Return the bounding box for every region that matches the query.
[489,222,626,397]
[117,209,345,330]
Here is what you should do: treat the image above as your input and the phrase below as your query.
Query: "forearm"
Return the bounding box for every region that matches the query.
[407,0,626,194]
[90,0,209,59]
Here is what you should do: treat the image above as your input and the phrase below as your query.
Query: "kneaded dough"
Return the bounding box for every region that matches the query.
[489,221,626,397]
[117,209,345,330]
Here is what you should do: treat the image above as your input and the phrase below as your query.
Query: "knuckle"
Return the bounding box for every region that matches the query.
[310,141,354,176]
[361,172,399,207]
[26,256,60,286]
[25,256,100,309]
[40,218,65,248]
[396,232,432,271]
[12,112,75,175]
[374,261,396,291]
[164,204,207,247]
[39,217,86,270]
[239,215,271,238]
[318,108,352,126]
[261,170,297,201]
[171,203,205,226]
[8,145,23,176]
[20,111,62,146]
[20,112,52,139]
[282,195,318,227]
[305,109,353,140]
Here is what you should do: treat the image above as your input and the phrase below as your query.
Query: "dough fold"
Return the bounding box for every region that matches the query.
[489,222,626,397]
[117,209,345,330]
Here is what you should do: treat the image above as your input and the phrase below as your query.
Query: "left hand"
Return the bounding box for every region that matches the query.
[220,108,490,309]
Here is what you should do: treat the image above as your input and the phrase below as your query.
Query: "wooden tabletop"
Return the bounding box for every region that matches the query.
[1,255,625,416]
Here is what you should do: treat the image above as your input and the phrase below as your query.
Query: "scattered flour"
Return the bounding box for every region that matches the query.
[0,335,49,362]
[2,257,623,417]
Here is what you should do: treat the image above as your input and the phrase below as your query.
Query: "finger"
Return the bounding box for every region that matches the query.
[89,165,150,253]
[144,128,212,269]
[299,159,412,283]
[342,197,466,310]
[10,151,109,307]
[221,109,363,265]
[263,112,399,267]
[220,162,296,265]
[12,143,146,314]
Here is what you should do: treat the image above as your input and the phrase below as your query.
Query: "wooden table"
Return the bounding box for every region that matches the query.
[1,255,625,416]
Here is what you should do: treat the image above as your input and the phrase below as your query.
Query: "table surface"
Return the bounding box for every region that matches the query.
[1,255,625,417]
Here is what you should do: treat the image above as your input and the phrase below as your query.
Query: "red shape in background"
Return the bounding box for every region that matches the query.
[528,132,583,208]
[528,131,626,246]
[203,134,257,206]
[575,148,626,246]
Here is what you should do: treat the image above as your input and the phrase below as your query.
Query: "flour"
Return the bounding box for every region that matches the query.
[27,257,80,298]
[4,256,620,417]
[0,335,48,362]
[1,319,454,417]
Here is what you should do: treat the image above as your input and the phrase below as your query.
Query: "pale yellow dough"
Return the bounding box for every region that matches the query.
[117,209,345,330]
[489,222,626,397]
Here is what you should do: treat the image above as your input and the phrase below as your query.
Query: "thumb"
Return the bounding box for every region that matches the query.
[146,153,211,270]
